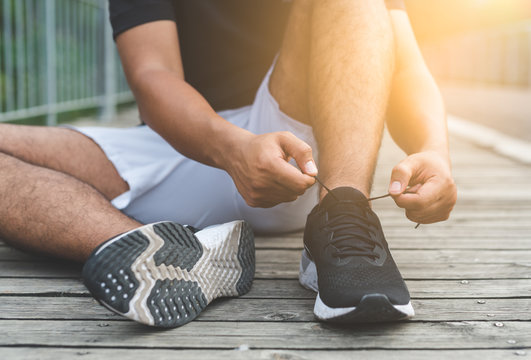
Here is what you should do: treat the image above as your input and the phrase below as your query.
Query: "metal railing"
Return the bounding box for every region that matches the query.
[0,0,133,125]
[422,21,531,88]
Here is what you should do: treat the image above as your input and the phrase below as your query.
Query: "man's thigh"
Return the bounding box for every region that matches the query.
[269,0,312,125]
[0,123,128,200]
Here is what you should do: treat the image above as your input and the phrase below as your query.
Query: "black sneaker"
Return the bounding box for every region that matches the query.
[299,187,414,322]
[82,220,255,328]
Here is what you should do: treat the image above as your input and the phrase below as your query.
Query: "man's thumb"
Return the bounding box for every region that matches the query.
[279,132,317,176]
[389,160,413,195]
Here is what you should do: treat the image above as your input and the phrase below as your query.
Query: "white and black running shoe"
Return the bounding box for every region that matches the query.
[82,220,255,328]
[299,187,414,322]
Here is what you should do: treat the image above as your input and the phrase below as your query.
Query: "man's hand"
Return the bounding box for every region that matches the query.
[388,151,457,224]
[227,131,317,208]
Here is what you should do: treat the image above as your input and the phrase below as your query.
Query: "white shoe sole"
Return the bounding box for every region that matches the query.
[299,249,414,322]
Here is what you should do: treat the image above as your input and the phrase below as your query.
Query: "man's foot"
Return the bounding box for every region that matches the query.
[82,220,255,328]
[299,187,414,322]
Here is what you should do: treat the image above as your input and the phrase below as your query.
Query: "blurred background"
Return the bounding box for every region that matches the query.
[0,0,530,142]
[0,0,132,126]
[409,0,531,142]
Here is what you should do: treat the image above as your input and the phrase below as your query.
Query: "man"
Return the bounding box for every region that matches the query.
[0,0,456,327]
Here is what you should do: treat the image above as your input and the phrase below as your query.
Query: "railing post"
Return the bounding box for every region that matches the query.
[101,1,116,122]
[45,0,57,126]
[2,0,14,113]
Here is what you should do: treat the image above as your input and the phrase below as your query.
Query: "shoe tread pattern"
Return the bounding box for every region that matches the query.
[82,231,150,314]
[153,222,203,271]
[84,221,256,328]
[147,278,208,327]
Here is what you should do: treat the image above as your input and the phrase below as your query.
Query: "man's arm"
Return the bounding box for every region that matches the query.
[116,21,316,207]
[385,8,457,224]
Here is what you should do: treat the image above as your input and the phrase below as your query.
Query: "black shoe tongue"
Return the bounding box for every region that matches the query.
[320,186,368,209]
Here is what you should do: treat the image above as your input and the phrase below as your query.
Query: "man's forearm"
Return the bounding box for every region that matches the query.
[131,68,252,170]
[386,67,449,161]
[386,7,449,163]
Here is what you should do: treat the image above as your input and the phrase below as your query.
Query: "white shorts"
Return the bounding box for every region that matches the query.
[75,65,319,233]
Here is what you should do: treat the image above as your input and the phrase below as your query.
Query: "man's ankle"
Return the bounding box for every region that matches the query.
[318,184,370,201]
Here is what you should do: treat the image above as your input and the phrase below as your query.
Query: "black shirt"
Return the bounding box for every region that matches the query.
[109,0,406,111]
[109,0,293,111]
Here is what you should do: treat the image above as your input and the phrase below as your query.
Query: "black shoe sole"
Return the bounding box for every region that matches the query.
[82,220,255,328]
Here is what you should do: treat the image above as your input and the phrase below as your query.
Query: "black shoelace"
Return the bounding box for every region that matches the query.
[314,175,419,260]
[314,175,420,229]
[323,204,382,259]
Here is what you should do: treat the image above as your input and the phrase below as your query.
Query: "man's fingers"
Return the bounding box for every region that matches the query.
[393,181,440,210]
[389,159,415,195]
[406,184,422,193]
[273,158,316,193]
[278,132,318,176]
[406,202,451,224]
[386,152,456,224]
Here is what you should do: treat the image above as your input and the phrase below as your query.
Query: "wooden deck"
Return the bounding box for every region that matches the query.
[1,131,530,359]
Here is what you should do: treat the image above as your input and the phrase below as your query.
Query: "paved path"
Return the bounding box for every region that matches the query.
[0,117,530,359]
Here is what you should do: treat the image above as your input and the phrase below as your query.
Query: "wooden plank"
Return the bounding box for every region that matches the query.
[0,319,529,349]
[376,153,515,166]
[375,159,523,169]
[0,348,527,360]
[243,279,531,299]
[385,210,531,220]
[441,192,531,202]
[379,215,531,224]
[261,236,531,250]
[380,228,530,237]
[454,177,531,185]
[375,221,531,229]
[385,238,531,250]
[209,298,531,322]
[1,248,530,268]
[391,249,531,263]
[287,247,525,265]
[456,183,531,192]
[262,228,531,238]
[255,263,531,281]
[262,221,531,231]
[0,278,87,295]
[373,219,531,229]
[373,204,531,211]
[1,279,530,298]
[255,236,531,250]
[1,296,530,322]
[372,188,531,200]
[1,260,529,280]
[375,167,531,178]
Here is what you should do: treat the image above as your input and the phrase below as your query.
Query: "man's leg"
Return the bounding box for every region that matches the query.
[0,124,140,262]
[270,1,413,322]
[0,123,256,328]
[270,0,394,198]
